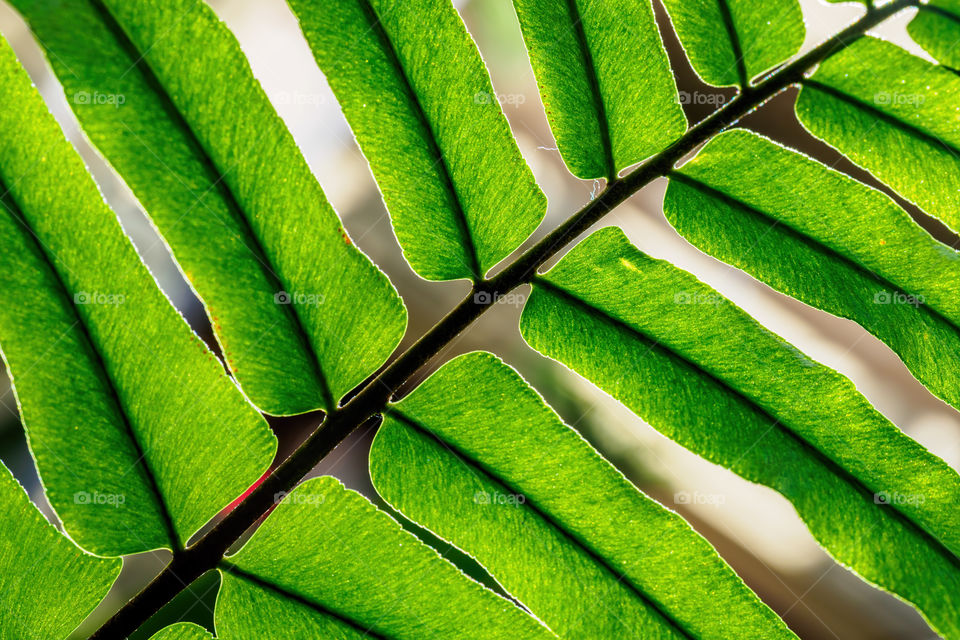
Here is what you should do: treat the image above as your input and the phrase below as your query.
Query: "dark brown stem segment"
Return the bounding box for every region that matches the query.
[88,1,917,636]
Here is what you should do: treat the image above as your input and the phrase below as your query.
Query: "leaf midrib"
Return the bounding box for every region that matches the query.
[668,171,960,337]
[83,4,926,635]
[219,562,392,640]
[562,0,616,182]
[916,3,960,77]
[384,407,698,640]
[0,179,180,551]
[532,277,960,573]
[920,3,960,27]
[89,0,335,409]
[801,79,960,159]
[354,0,482,280]
[716,0,749,87]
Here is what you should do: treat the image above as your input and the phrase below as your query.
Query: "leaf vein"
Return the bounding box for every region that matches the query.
[801,78,960,160]
[219,562,393,640]
[354,0,482,279]
[385,407,697,640]
[0,180,181,550]
[716,0,749,87]
[669,171,960,336]
[90,0,336,409]
[561,0,617,182]
[532,276,960,572]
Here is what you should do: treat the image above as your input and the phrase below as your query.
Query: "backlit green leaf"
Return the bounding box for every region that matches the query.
[10,0,407,414]
[288,0,546,281]
[520,226,960,637]
[511,0,687,180]
[216,477,555,640]
[148,624,213,640]
[665,129,960,412]
[796,36,960,234]
[0,35,276,556]
[908,3,960,69]
[371,351,796,640]
[0,463,119,640]
[661,0,805,87]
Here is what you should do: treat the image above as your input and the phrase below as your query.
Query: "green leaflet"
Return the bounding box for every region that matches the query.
[10,0,407,415]
[0,463,119,639]
[0,36,276,556]
[665,129,960,412]
[796,36,960,234]
[288,0,546,281]
[216,477,555,640]
[130,571,220,640]
[661,0,805,87]
[148,624,213,640]
[519,227,960,638]
[511,0,687,180]
[370,352,795,640]
[909,3,960,69]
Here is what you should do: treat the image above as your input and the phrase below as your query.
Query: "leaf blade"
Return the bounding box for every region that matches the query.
[664,129,960,412]
[0,463,120,640]
[10,0,408,414]
[288,0,546,281]
[908,3,960,69]
[0,34,276,556]
[511,0,687,179]
[371,352,796,640]
[148,624,214,640]
[520,227,960,637]
[661,0,805,87]
[216,477,556,640]
[795,37,960,234]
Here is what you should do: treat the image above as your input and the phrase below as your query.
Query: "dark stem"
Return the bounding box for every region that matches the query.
[88,1,917,636]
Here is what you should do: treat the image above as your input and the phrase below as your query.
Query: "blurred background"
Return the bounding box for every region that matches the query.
[0,0,957,638]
